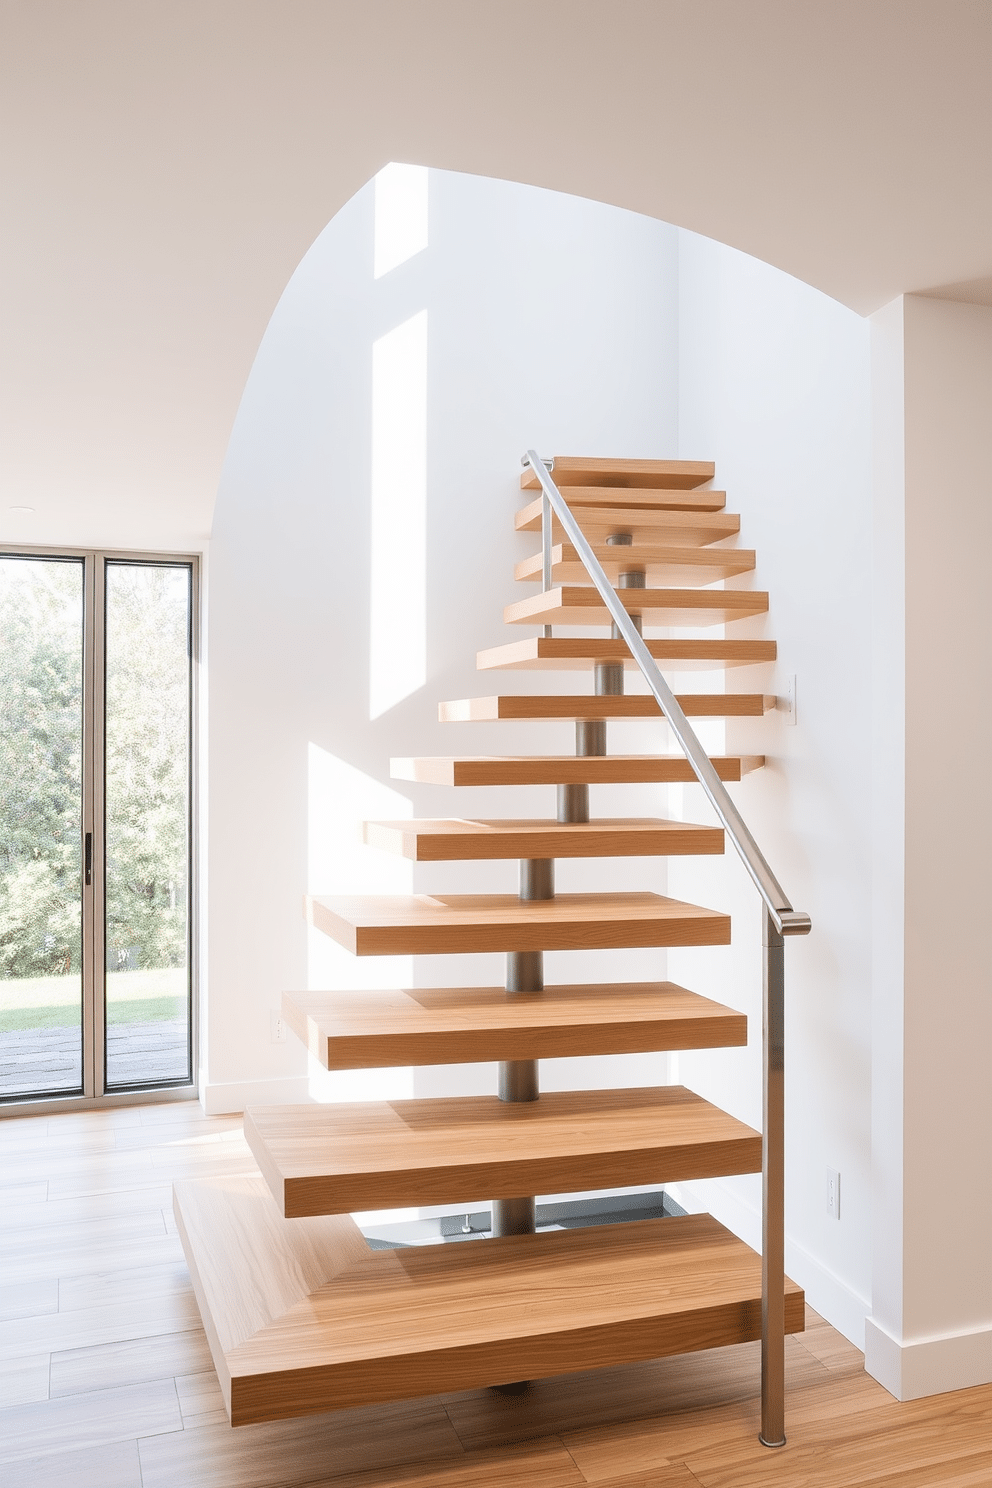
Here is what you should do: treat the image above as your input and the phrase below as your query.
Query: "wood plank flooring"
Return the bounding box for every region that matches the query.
[2,1100,990,1487]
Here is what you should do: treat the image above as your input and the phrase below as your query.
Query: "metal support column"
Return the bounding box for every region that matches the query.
[493,858,552,1238]
[609,535,645,643]
[760,905,786,1447]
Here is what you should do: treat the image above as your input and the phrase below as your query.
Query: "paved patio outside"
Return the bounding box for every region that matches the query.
[0,1020,190,1098]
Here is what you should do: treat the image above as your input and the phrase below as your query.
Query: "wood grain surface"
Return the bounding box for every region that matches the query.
[7,1099,985,1487]
[280,981,747,1069]
[305,891,732,957]
[173,1176,803,1425]
[363,817,724,862]
[504,586,768,628]
[390,755,765,786]
[438,694,772,722]
[475,636,777,671]
[515,498,740,543]
[243,1086,763,1218]
[173,1174,369,1413]
[515,543,755,586]
[520,458,717,491]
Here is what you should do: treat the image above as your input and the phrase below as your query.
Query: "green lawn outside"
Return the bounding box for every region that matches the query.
[0,968,187,1031]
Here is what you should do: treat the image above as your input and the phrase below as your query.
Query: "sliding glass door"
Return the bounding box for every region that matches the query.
[0,556,85,1099]
[0,550,196,1106]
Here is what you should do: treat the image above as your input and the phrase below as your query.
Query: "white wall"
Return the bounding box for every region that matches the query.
[668,230,874,1349]
[866,294,992,1400]
[207,177,992,1397]
[205,169,680,1121]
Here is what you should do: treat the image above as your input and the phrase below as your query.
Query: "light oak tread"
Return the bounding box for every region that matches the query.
[173,1178,804,1425]
[440,694,773,721]
[281,981,748,1070]
[476,636,777,671]
[244,1086,762,1218]
[363,817,724,862]
[505,586,768,628]
[305,891,731,956]
[391,754,765,785]
[516,543,755,586]
[516,499,740,543]
[521,457,717,491]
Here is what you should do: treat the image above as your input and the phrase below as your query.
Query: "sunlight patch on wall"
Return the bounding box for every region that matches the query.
[374,163,428,279]
[307,743,414,1102]
[369,310,428,720]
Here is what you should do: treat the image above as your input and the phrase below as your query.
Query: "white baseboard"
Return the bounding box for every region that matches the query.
[784,1233,870,1353]
[669,1177,869,1351]
[864,1317,992,1401]
[199,1075,311,1115]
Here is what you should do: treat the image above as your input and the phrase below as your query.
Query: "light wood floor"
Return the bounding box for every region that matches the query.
[1,1101,989,1488]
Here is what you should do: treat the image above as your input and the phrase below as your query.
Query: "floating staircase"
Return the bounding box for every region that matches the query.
[176,455,806,1433]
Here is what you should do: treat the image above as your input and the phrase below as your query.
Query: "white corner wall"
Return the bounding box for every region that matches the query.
[668,230,874,1350]
[865,294,992,1400]
[204,170,680,1119]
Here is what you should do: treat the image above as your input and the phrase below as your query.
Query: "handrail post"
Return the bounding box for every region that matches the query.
[760,904,786,1447]
[541,483,553,638]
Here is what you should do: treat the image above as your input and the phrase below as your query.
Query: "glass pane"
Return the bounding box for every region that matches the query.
[0,556,85,1100]
[104,563,192,1089]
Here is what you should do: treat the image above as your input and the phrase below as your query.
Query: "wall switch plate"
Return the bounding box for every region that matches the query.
[780,674,797,725]
[826,1166,841,1220]
[270,1011,287,1044]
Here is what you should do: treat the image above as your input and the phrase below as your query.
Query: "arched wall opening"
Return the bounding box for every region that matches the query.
[203,163,992,1402]
[205,160,874,1346]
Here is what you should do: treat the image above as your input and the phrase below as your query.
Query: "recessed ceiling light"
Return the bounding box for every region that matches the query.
[7,505,35,513]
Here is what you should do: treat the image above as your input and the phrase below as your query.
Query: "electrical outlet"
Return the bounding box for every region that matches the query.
[826,1167,841,1220]
[779,674,797,726]
[270,1011,287,1044]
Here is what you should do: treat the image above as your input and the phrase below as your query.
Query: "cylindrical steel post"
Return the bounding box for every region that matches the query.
[760,905,787,1448]
[494,858,553,1238]
[594,661,624,696]
[612,611,643,640]
[557,782,589,823]
[501,932,542,1102]
[519,857,554,900]
[613,566,645,642]
[576,719,606,756]
[492,1196,535,1236]
[505,949,543,995]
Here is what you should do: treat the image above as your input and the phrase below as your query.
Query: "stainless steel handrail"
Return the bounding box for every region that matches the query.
[521,449,810,1449]
[521,450,810,939]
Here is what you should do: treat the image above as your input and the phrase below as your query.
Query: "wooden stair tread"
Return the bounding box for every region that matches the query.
[476,637,777,671]
[174,1180,805,1424]
[521,457,716,491]
[305,891,731,956]
[391,754,765,786]
[364,817,723,861]
[516,499,740,543]
[439,694,772,722]
[244,1086,763,1218]
[505,587,768,628]
[516,543,755,585]
[282,981,748,1070]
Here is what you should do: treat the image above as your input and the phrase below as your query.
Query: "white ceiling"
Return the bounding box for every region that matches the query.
[1,0,990,548]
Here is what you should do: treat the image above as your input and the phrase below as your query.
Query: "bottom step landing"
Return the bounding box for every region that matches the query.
[174,1174,804,1427]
